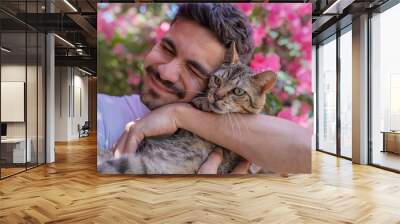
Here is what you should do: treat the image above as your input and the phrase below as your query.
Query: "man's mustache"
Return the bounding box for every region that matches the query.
[145,66,185,99]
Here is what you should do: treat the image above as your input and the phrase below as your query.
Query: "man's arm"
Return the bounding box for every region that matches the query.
[113,103,312,173]
[175,104,312,173]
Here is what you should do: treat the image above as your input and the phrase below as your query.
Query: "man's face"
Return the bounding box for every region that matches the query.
[141,18,226,109]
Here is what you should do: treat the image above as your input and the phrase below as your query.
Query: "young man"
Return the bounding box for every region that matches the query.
[98,3,312,174]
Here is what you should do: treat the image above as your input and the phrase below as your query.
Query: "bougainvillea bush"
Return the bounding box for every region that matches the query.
[98,3,313,128]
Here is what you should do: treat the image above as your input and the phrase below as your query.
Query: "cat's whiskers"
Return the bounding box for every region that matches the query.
[227,106,242,146]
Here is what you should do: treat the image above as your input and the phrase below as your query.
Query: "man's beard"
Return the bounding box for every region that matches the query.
[140,65,185,110]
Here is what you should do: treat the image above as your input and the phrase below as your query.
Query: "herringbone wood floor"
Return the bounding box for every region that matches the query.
[1,135,400,224]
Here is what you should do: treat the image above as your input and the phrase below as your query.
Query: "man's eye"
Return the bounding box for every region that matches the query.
[187,66,205,80]
[161,44,174,55]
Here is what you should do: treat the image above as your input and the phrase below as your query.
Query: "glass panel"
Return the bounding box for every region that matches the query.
[26,0,38,169]
[371,4,400,171]
[317,36,337,154]
[0,0,46,178]
[38,32,45,165]
[340,29,352,158]
[27,30,38,169]
[1,31,27,177]
[312,45,317,151]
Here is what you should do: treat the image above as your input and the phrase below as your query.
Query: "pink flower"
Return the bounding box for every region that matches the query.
[294,113,310,128]
[297,4,312,17]
[296,81,312,95]
[286,60,302,76]
[112,43,126,57]
[287,16,301,32]
[250,53,281,73]
[301,40,312,61]
[295,67,310,81]
[277,91,289,102]
[253,25,266,47]
[154,22,170,42]
[295,67,312,94]
[277,107,310,128]
[116,16,130,38]
[234,3,253,16]
[266,11,284,29]
[97,15,115,41]
[292,26,311,46]
[300,103,311,115]
[290,24,312,61]
[127,68,141,85]
[277,107,293,120]
[264,4,293,29]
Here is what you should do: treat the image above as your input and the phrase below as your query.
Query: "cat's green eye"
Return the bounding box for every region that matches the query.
[232,88,245,96]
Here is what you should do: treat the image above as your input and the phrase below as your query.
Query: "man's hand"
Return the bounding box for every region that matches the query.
[113,103,187,158]
[197,147,250,174]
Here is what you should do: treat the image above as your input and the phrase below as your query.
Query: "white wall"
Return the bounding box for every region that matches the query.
[54,67,89,141]
[55,67,69,141]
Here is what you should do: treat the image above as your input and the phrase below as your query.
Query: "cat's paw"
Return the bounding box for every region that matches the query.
[192,97,211,112]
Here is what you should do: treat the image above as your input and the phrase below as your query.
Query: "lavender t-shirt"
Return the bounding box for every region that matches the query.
[97,94,150,152]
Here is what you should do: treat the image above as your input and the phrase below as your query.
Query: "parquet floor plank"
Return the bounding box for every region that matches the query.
[0,135,399,223]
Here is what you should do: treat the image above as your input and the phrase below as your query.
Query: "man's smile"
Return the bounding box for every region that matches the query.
[145,67,175,95]
[145,66,185,99]
[149,72,175,95]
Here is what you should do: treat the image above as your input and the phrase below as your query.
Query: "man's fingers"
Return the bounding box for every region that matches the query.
[198,148,223,174]
[125,122,144,155]
[113,122,134,158]
[231,160,250,174]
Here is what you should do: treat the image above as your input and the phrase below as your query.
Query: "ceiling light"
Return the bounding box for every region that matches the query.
[63,0,78,12]
[323,0,341,14]
[322,0,355,15]
[1,47,11,53]
[54,34,75,48]
[78,67,93,76]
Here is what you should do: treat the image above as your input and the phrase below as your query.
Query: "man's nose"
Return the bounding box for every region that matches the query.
[158,60,180,84]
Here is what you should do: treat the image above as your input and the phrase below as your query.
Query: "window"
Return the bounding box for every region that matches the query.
[0,1,46,179]
[371,3,400,171]
[317,36,337,154]
[340,28,352,158]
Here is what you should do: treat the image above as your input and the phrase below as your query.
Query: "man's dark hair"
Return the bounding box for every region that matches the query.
[172,3,254,64]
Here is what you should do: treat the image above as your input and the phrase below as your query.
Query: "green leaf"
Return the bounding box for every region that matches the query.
[278,38,289,46]
[268,31,279,39]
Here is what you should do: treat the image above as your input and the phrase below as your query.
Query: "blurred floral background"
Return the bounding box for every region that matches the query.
[98,3,313,128]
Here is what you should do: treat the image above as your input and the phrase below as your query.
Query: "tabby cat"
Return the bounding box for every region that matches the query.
[98,43,276,174]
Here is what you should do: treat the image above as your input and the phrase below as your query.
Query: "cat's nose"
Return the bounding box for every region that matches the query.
[214,93,224,101]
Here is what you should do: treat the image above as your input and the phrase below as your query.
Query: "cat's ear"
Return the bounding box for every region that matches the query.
[252,71,277,93]
[230,42,240,65]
